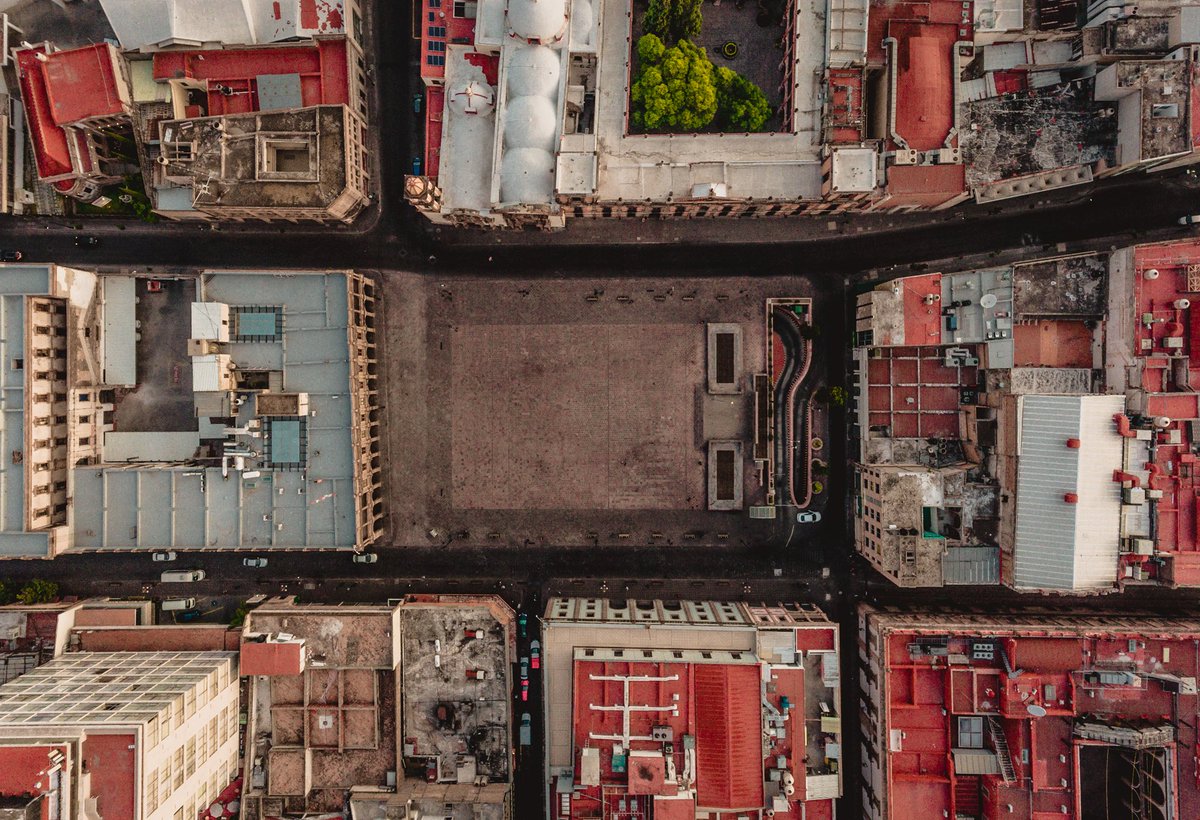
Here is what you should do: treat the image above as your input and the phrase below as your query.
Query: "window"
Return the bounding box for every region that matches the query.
[428,11,435,20]
[425,55,445,66]
[10,358,21,370]
[79,393,89,402]
[429,41,445,51]
[428,25,446,36]
[453,0,477,16]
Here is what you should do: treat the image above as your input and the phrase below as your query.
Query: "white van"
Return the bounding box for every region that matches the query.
[161,569,205,583]
[162,598,196,611]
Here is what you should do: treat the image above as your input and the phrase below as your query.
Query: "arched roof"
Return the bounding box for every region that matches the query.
[503,94,557,151]
[506,45,561,98]
[500,147,555,203]
[507,0,567,44]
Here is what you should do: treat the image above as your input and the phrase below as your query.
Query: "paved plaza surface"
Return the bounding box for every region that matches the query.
[381,272,829,550]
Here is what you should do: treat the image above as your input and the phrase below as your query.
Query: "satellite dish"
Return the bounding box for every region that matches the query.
[980,293,998,309]
[1027,704,1047,718]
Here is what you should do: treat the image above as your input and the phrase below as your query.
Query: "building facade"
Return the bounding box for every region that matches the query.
[0,650,239,820]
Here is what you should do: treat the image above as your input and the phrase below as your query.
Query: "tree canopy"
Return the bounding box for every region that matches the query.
[631,36,717,132]
[642,0,703,43]
[714,66,772,132]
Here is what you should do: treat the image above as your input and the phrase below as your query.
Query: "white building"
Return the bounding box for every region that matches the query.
[0,650,240,819]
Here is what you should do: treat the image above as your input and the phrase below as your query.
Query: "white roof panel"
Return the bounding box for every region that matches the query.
[101,275,137,387]
[1012,395,1126,591]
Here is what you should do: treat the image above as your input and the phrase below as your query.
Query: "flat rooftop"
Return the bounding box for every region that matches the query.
[74,271,362,550]
[152,39,349,116]
[543,600,839,820]
[398,602,511,782]
[589,0,825,203]
[864,608,1200,820]
[384,273,811,548]
[865,346,976,440]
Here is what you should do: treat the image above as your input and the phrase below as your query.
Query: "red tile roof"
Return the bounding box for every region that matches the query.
[40,43,125,126]
[14,46,74,179]
[83,733,136,820]
[885,164,966,206]
[0,744,67,798]
[893,29,956,152]
[152,38,348,117]
[652,796,695,820]
[694,664,764,810]
[240,639,305,676]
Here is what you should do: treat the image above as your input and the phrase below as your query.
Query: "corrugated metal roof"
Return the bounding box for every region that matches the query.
[1012,395,1125,590]
[951,748,1001,775]
[694,664,764,810]
[942,546,1000,585]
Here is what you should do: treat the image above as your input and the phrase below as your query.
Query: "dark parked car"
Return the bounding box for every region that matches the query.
[0,250,22,262]
[74,235,100,247]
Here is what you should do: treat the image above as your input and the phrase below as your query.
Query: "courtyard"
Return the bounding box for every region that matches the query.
[629,0,788,133]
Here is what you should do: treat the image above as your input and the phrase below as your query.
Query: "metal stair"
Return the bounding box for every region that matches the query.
[987,716,1017,783]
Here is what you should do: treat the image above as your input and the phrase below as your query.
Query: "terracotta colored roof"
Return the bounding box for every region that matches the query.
[891,23,958,152]
[14,47,73,179]
[885,164,966,206]
[240,638,305,676]
[41,43,125,126]
[652,796,695,820]
[694,664,764,809]
[152,38,348,117]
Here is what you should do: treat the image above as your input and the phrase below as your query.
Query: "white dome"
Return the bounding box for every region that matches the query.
[570,0,594,46]
[500,147,555,203]
[504,94,557,151]
[507,0,567,43]
[448,79,496,117]
[507,45,561,97]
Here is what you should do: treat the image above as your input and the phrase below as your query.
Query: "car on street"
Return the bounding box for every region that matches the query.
[521,678,529,701]
[519,712,532,745]
[0,250,22,262]
[412,156,422,175]
[161,569,205,582]
[152,551,177,562]
[519,656,529,680]
[517,612,528,638]
[176,609,202,622]
[530,639,541,669]
[1180,214,1200,226]
[243,557,268,568]
[352,553,377,563]
[73,235,100,247]
[412,92,423,113]
[796,511,822,523]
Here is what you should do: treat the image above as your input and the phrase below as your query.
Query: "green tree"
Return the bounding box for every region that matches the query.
[714,66,772,131]
[16,580,58,605]
[642,0,702,42]
[0,581,13,606]
[631,36,717,132]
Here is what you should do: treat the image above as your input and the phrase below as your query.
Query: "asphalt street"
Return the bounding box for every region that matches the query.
[2,0,1200,816]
